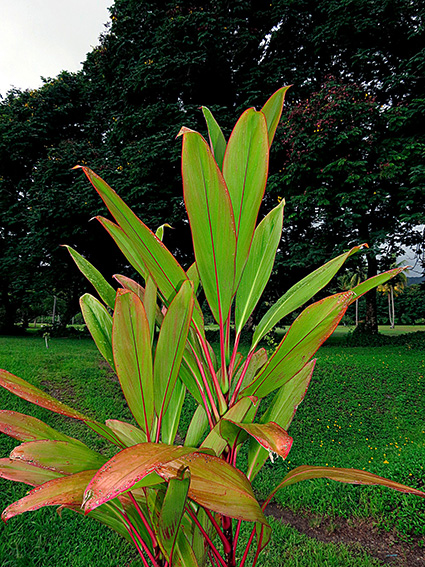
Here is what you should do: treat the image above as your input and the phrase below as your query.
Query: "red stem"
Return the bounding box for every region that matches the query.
[204,508,231,555]
[232,520,242,565]
[120,509,161,567]
[196,327,227,413]
[125,526,150,567]
[251,526,264,567]
[228,332,241,379]
[185,506,227,567]
[229,351,254,406]
[239,526,256,567]
[128,492,157,547]
[189,342,220,423]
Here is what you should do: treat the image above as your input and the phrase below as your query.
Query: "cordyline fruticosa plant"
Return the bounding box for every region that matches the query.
[1,88,424,567]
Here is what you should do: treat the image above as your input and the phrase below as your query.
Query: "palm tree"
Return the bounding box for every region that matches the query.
[378,268,407,329]
[338,271,364,326]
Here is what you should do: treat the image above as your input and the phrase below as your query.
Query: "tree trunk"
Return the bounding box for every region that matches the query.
[364,253,378,334]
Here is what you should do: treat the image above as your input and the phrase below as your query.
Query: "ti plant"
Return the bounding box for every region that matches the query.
[1,88,424,567]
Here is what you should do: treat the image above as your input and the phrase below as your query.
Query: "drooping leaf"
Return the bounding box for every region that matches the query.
[243,292,353,398]
[105,419,147,447]
[251,244,367,350]
[155,280,194,423]
[2,470,96,522]
[10,440,106,475]
[112,289,154,434]
[247,360,315,480]
[65,246,116,309]
[158,471,190,562]
[80,293,114,370]
[0,410,81,444]
[260,86,291,146]
[180,128,236,325]
[222,108,269,286]
[0,458,63,486]
[222,421,293,461]
[264,465,425,511]
[235,200,284,333]
[83,444,195,513]
[201,106,227,170]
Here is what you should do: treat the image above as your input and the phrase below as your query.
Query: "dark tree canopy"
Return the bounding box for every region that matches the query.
[1,0,424,331]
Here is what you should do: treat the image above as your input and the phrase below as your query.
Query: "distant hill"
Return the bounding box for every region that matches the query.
[408,276,424,286]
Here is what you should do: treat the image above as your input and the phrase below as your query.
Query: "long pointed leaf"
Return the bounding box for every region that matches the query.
[261,86,291,146]
[222,108,269,286]
[0,410,81,444]
[221,421,293,460]
[80,293,114,369]
[155,280,194,423]
[180,128,236,324]
[202,106,227,170]
[251,244,367,350]
[350,267,407,303]
[112,289,154,434]
[184,405,208,447]
[65,246,116,309]
[243,292,353,398]
[0,458,63,486]
[105,419,147,447]
[2,470,96,522]
[161,379,186,445]
[235,200,284,333]
[158,472,190,562]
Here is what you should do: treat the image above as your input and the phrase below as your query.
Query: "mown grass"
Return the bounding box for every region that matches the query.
[0,333,424,566]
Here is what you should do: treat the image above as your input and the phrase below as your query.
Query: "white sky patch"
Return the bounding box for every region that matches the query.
[0,0,111,97]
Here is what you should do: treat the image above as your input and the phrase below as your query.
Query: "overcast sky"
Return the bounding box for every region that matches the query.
[0,0,111,97]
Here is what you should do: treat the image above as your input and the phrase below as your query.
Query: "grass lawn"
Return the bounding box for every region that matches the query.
[0,333,424,566]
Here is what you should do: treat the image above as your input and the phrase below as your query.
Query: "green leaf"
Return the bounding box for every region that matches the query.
[174,528,200,567]
[184,405,209,447]
[235,200,284,333]
[0,458,63,487]
[114,274,164,327]
[105,419,147,447]
[154,280,194,422]
[265,465,425,509]
[243,292,353,398]
[350,267,407,303]
[65,246,116,309]
[261,86,291,146]
[158,471,190,562]
[222,108,269,286]
[80,293,114,369]
[10,440,106,475]
[247,360,315,480]
[180,128,236,324]
[83,444,195,513]
[251,244,366,350]
[161,378,185,445]
[2,470,96,522]
[112,289,154,434]
[201,106,227,170]
[186,262,200,294]
[0,410,81,444]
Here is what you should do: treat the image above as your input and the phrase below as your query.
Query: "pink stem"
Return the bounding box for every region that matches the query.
[120,509,161,567]
[239,526,256,567]
[125,526,150,567]
[204,508,231,555]
[128,492,157,547]
[251,526,264,567]
[232,520,242,565]
[195,326,227,412]
[189,342,220,423]
[229,351,254,406]
[185,506,227,567]
[209,549,220,567]
[228,332,241,379]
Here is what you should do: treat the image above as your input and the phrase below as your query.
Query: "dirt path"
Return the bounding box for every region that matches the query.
[265,503,424,567]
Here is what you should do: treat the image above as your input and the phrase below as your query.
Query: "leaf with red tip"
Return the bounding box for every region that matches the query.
[261,86,291,146]
[83,443,195,513]
[222,108,269,286]
[247,360,315,480]
[350,267,407,304]
[243,292,353,398]
[181,129,236,324]
[112,289,154,434]
[265,465,425,510]
[10,440,106,475]
[0,410,79,444]
[2,470,96,522]
[222,421,293,460]
[0,458,62,486]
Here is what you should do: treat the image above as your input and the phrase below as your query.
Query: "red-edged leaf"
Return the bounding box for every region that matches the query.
[181,129,236,325]
[80,293,114,369]
[105,419,147,447]
[158,471,190,562]
[222,108,269,286]
[260,86,291,147]
[0,370,90,421]
[114,274,164,327]
[247,360,316,480]
[350,267,407,303]
[264,465,425,511]
[10,440,106,475]
[223,421,293,460]
[83,443,195,513]
[0,410,79,444]
[2,470,96,522]
[112,289,154,434]
[0,458,63,486]
[243,292,353,398]
[154,280,194,422]
[201,106,227,170]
